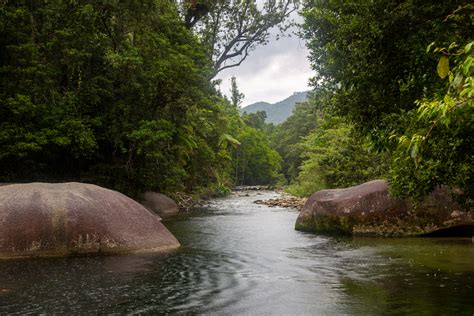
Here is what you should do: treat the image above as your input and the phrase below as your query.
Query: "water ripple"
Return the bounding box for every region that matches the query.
[1,190,473,314]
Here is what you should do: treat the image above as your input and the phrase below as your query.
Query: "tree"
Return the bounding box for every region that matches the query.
[242,110,267,130]
[301,0,472,145]
[390,40,474,203]
[287,115,388,197]
[270,91,323,181]
[184,0,210,28]
[229,76,245,107]
[195,0,299,77]
[233,125,283,185]
[0,1,239,197]
[301,1,473,201]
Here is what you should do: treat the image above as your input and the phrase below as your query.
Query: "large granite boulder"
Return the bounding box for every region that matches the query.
[295,180,473,236]
[141,192,179,219]
[0,183,180,259]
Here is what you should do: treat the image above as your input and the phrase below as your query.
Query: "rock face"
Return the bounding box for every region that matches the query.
[0,183,180,259]
[141,192,180,219]
[295,180,473,237]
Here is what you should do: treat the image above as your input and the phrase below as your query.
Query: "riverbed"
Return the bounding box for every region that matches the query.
[0,190,473,314]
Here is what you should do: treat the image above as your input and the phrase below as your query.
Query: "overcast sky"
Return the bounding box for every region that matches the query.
[216,14,313,108]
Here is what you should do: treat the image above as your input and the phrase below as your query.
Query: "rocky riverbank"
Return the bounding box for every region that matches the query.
[295,180,473,237]
[254,195,306,210]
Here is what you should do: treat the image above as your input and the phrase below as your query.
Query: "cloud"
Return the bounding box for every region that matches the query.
[216,25,313,107]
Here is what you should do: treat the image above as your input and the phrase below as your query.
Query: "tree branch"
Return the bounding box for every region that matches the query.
[213,45,251,76]
[196,0,297,78]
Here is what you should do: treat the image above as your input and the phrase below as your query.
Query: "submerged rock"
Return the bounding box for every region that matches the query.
[295,180,473,237]
[0,183,180,259]
[141,192,180,219]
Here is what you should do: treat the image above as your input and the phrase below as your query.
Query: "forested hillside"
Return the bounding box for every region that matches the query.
[0,1,286,197]
[241,91,308,124]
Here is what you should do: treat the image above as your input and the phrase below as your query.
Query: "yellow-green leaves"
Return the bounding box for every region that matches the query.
[437,55,449,79]
[220,133,241,148]
[426,42,435,53]
[464,42,473,54]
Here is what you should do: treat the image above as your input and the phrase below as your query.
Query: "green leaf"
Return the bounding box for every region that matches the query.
[452,74,463,89]
[221,133,241,146]
[463,56,473,75]
[464,42,473,54]
[410,143,418,159]
[437,56,449,79]
[426,42,435,53]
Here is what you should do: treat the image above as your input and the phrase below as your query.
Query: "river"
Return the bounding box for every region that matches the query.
[0,190,473,314]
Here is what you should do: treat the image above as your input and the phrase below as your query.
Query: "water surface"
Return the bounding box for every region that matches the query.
[1,191,473,314]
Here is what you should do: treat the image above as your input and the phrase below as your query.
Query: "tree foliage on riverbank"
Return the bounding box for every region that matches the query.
[0,1,282,197]
[286,115,388,197]
[274,0,472,202]
[268,90,387,197]
[390,41,474,202]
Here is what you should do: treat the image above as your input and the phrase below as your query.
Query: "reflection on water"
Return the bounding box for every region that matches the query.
[0,191,473,314]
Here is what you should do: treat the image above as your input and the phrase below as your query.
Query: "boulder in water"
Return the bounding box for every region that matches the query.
[0,182,180,259]
[141,192,180,219]
[295,180,473,236]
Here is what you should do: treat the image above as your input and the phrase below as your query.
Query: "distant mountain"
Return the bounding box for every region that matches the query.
[241,91,308,124]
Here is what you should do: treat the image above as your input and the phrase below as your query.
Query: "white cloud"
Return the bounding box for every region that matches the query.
[216,23,313,107]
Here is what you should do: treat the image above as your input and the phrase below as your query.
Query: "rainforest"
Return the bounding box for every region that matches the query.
[0,0,473,314]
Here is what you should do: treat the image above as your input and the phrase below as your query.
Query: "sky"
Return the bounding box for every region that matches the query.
[215,14,313,108]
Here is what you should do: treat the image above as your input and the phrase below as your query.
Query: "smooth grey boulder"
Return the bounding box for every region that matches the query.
[0,182,180,259]
[141,192,180,219]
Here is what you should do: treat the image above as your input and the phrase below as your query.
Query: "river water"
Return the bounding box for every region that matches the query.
[0,190,473,314]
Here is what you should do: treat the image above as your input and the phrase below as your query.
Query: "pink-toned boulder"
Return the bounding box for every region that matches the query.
[0,183,180,259]
[295,180,473,236]
[141,192,180,219]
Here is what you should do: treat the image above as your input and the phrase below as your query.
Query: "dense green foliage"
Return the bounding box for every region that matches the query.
[293,1,473,201]
[268,89,387,196]
[302,1,471,139]
[0,1,282,196]
[226,76,283,186]
[287,115,388,197]
[270,97,319,181]
[391,41,474,202]
[233,124,283,185]
[241,111,267,130]
[3,0,470,203]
